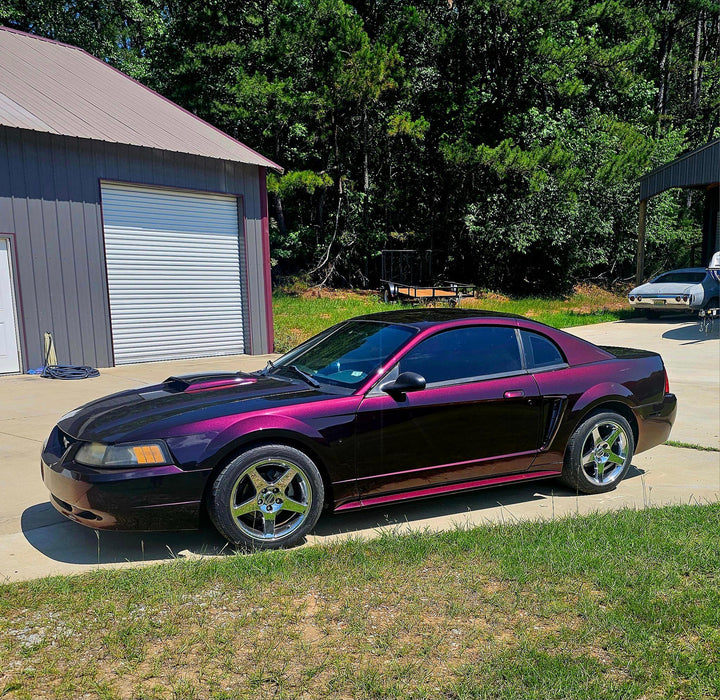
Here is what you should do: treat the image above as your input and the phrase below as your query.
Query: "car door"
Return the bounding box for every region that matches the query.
[354,325,543,501]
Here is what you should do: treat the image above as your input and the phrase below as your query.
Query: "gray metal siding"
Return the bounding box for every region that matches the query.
[0,126,271,370]
[640,140,720,200]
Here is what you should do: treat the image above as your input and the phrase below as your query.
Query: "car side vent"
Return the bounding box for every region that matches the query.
[541,397,567,450]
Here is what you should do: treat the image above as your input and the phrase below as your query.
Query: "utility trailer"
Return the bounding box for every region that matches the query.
[380,249,476,305]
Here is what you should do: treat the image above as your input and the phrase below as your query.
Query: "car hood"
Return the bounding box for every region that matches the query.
[630,282,699,295]
[57,372,336,443]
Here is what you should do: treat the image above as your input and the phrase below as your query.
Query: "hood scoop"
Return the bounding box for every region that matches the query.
[164,372,258,394]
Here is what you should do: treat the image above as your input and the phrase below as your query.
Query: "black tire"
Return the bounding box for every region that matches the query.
[382,286,395,304]
[208,443,324,550]
[560,411,634,494]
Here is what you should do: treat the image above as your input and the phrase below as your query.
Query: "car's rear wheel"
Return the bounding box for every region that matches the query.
[560,411,634,494]
[208,444,324,549]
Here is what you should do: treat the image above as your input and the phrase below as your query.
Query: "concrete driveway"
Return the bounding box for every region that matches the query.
[0,316,717,582]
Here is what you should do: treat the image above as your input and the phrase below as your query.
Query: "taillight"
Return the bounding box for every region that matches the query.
[664,368,670,394]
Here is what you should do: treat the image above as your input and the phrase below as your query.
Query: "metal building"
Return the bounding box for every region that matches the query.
[636,139,719,283]
[0,27,281,374]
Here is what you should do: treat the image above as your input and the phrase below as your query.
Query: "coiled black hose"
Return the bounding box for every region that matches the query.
[40,334,100,379]
[41,364,100,380]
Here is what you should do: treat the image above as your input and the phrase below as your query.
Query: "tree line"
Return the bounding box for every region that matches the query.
[2,0,719,292]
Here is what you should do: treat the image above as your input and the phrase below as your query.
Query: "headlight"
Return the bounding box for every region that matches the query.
[75,441,171,467]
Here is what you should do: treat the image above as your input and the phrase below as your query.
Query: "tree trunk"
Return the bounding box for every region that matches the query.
[362,106,370,223]
[273,194,287,239]
[691,10,704,114]
[316,187,326,234]
[655,0,675,133]
[363,106,369,193]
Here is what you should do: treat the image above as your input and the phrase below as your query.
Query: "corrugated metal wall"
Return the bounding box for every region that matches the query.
[0,126,272,370]
[639,140,720,201]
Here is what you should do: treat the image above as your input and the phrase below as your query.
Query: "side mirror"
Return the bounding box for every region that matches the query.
[382,371,426,396]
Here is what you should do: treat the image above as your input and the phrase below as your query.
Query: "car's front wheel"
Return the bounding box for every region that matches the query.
[208,444,324,549]
[560,411,634,494]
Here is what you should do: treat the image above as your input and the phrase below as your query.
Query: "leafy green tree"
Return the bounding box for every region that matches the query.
[2,0,718,291]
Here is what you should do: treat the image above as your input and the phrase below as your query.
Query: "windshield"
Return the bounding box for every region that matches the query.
[269,320,417,388]
[653,271,706,284]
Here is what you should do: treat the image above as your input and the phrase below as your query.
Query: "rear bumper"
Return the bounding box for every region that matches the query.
[629,299,697,312]
[634,393,677,454]
[41,457,209,531]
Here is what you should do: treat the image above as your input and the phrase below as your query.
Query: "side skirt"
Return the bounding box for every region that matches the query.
[333,469,561,512]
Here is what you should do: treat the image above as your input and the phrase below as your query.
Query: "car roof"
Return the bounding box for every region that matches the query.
[352,308,524,328]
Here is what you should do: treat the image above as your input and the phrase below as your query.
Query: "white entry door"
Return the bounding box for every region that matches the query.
[0,239,21,373]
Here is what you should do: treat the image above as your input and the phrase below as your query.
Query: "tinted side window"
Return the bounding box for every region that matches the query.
[520,330,564,369]
[399,326,523,384]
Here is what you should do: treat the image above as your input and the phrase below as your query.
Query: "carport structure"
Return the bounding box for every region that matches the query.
[636,139,719,283]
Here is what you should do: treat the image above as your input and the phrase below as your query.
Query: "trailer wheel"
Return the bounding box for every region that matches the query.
[382,287,395,304]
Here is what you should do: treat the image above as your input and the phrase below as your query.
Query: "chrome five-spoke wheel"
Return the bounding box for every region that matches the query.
[580,420,629,486]
[209,444,324,549]
[231,458,312,541]
[561,411,635,494]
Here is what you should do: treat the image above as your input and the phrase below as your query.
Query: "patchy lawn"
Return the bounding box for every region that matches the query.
[2,504,719,699]
[273,284,632,352]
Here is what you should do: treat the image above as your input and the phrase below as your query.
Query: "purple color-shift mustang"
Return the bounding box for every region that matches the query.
[42,309,677,549]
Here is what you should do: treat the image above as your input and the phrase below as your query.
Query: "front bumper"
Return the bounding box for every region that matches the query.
[41,428,210,531]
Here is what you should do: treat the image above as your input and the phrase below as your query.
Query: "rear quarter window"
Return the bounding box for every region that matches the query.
[520,330,565,369]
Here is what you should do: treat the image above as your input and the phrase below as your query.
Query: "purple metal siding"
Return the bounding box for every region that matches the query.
[0,127,273,370]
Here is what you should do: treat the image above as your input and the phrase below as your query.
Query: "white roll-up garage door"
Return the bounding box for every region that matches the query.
[101,182,244,364]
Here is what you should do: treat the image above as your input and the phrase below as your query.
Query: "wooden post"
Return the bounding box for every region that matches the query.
[636,199,647,285]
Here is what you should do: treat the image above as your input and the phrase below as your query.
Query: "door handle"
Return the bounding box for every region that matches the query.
[503,390,525,399]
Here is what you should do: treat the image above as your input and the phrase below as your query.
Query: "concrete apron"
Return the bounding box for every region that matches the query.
[0,317,717,582]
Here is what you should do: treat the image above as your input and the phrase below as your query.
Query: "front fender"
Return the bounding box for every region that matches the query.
[202,414,327,469]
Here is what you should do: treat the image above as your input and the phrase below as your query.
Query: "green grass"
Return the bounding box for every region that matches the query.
[665,440,720,452]
[2,504,719,699]
[273,285,632,351]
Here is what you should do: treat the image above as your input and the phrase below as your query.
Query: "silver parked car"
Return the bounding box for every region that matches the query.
[628,267,720,318]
